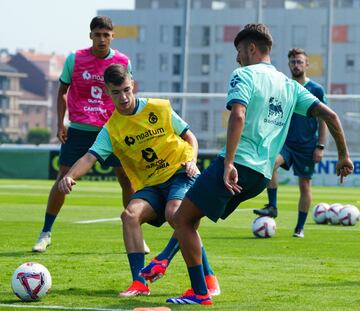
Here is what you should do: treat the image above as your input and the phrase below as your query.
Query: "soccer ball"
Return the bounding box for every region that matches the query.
[252,216,276,238]
[11,262,52,301]
[338,204,360,226]
[326,203,343,225]
[312,202,330,224]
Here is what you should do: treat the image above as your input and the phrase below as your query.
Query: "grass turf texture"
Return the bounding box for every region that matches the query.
[0,179,359,311]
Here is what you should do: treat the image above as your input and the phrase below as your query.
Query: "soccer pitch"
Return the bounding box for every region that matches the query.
[0,179,359,311]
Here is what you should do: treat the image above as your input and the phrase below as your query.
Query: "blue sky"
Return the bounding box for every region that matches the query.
[1,0,134,55]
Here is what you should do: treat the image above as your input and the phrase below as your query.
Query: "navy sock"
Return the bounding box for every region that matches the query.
[127,253,146,284]
[188,265,207,295]
[267,188,278,208]
[42,213,57,232]
[295,211,308,230]
[201,247,214,276]
[156,237,179,263]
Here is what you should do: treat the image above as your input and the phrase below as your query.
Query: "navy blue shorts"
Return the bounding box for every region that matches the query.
[59,127,120,167]
[186,156,269,222]
[132,173,198,227]
[280,143,315,179]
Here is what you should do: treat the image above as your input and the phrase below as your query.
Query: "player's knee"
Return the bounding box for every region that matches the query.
[121,207,140,225]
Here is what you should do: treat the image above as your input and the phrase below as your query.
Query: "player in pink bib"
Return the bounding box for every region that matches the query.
[31,16,150,254]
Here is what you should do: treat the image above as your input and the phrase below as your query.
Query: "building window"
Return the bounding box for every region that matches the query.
[292,25,307,47]
[160,25,169,43]
[173,26,182,47]
[215,25,223,42]
[201,111,209,131]
[172,54,181,75]
[215,54,224,72]
[138,26,146,43]
[159,53,169,72]
[201,54,210,75]
[201,82,209,93]
[346,55,356,72]
[172,82,181,92]
[135,53,145,71]
[202,26,210,46]
[151,0,159,9]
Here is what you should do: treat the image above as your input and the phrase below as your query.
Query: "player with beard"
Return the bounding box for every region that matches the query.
[254,48,328,238]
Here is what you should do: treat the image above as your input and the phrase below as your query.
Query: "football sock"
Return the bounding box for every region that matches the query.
[188,265,208,295]
[127,253,146,284]
[156,237,179,263]
[295,211,308,230]
[267,188,278,208]
[201,246,214,276]
[42,212,57,232]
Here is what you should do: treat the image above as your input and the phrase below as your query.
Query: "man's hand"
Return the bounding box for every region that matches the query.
[57,125,68,144]
[58,176,76,194]
[223,162,242,195]
[336,157,354,183]
[181,160,198,177]
[313,148,324,163]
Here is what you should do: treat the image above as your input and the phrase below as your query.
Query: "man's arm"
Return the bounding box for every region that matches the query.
[224,103,246,194]
[58,153,97,194]
[57,83,69,144]
[310,103,353,182]
[181,129,199,177]
[313,119,327,163]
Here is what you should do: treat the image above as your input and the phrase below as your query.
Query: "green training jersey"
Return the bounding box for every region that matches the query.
[219,63,319,179]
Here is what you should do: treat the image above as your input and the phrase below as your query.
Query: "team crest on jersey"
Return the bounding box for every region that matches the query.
[263,97,285,126]
[268,97,283,118]
[230,74,241,88]
[148,112,158,124]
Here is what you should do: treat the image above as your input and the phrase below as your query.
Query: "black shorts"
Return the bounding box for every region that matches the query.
[59,127,120,167]
[186,156,270,222]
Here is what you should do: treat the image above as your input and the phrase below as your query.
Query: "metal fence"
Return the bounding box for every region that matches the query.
[138,92,360,153]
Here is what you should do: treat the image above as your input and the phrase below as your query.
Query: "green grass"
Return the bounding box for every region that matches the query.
[0,179,359,310]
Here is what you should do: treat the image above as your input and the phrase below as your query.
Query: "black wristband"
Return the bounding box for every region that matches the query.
[316,144,325,150]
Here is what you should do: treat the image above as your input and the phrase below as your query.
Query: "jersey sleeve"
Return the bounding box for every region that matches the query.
[226,67,253,110]
[294,83,320,117]
[59,52,75,85]
[88,127,114,163]
[171,109,189,136]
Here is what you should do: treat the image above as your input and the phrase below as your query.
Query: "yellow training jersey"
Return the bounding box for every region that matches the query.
[106,98,194,191]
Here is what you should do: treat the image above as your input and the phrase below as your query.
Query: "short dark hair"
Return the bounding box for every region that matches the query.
[104,64,131,86]
[233,24,273,54]
[288,48,307,59]
[90,16,113,31]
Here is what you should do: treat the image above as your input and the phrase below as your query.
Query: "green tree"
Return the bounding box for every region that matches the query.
[27,128,51,145]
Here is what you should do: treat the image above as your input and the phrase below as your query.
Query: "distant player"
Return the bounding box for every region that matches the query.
[254,48,328,238]
[150,24,353,305]
[57,64,219,298]
[32,16,138,253]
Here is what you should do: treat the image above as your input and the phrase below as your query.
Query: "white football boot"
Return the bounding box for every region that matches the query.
[32,231,51,252]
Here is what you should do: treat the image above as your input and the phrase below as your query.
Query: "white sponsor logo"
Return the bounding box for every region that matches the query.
[82,70,91,80]
[84,106,107,113]
[91,86,103,99]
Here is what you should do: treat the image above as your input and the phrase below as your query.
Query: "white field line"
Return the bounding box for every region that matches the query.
[74,217,120,224]
[0,304,131,311]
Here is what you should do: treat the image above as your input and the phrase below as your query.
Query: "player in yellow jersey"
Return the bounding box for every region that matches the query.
[57,64,219,298]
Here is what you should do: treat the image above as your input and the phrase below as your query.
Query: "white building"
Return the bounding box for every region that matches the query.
[100,0,360,148]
